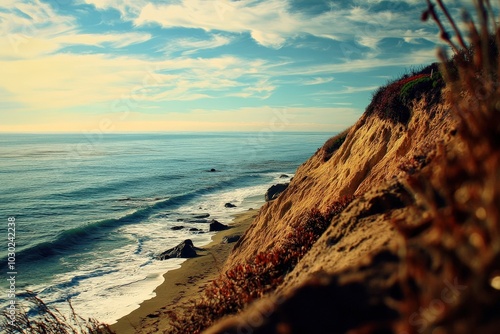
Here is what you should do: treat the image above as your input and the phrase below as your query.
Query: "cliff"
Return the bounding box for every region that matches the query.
[199,53,500,333]
[197,68,457,333]
[164,25,500,331]
[223,71,452,272]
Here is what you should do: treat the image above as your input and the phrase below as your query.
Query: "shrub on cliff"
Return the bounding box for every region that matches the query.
[321,128,350,162]
[366,63,444,125]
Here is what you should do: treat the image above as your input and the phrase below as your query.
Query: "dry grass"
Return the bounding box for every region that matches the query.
[0,292,114,334]
[393,1,500,333]
[366,63,444,125]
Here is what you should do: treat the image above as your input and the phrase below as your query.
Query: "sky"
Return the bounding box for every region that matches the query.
[0,0,471,133]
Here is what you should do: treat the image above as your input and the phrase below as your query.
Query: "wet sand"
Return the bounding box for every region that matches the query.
[111,209,257,334]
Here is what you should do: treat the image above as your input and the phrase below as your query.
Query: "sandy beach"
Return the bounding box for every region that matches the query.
[111,209,258,334]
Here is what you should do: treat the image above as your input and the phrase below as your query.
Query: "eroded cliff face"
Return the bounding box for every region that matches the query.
[203,91,462,333]
[224,97,454,272]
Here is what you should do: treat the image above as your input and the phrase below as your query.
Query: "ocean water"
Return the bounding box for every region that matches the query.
[0,132,330,324]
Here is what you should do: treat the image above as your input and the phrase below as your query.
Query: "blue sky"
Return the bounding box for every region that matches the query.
[0,0,468,132]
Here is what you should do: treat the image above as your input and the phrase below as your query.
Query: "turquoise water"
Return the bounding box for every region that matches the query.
[0,132,330,323]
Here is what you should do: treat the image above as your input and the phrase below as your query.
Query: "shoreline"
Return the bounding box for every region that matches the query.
[111,208,259,334]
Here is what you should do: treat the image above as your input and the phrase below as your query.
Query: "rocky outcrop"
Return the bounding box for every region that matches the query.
[264,183,289,202]
[154,239,200,260]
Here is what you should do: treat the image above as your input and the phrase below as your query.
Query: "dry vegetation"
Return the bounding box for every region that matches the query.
[393,0,500,332]
[366,63,444,125]
[0,293,114,334]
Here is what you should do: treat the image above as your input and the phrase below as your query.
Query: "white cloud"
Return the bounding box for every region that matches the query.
[358,36,380,50]
[268,47,438,77]
[0,52,275,111]
[83,0,145,18]
[127,0,440,52]
[0,0,74,58]
[250,31,287,49]
[162,34,233,55]
[303,77,334,85]
[0,0,152,60]
[329,85,380,95]
[134,0,300,48]
[54,32,152,48]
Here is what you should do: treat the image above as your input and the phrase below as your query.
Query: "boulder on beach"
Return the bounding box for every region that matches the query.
[225,202,237,208]
[154,239,201,260]
[222,235,241,244]
[265,183,289,202]
[209,220,229,232]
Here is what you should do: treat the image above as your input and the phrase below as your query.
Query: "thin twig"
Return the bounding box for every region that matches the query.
[436,0,468,49]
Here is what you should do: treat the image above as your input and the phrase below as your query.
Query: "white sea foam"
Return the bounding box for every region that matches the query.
[32,175,290,324]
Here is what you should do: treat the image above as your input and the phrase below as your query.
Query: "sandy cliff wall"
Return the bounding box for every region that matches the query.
[224,96,454,272]
[202,86,461,333]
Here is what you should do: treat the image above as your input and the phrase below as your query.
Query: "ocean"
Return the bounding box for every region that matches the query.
[0,132,331,324]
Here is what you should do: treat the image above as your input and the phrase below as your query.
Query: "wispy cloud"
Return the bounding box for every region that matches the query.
[329,85,380,95]
[161,34,233,56]
[83,0,145,18]
[0,53,275,111]
[303,77,334,86]
[0,1,152,60]
[134,0,299,49]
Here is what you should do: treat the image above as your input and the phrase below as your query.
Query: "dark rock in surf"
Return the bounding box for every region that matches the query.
[209,220,229,232]
[177,213,210,223]
[155,239,200,260]
[193,213,210,219]
[265,183,289,202]
[171,226,185,231]
[280,174,289,178]
[225,202,237,208]
[209,168,217,172]
[188,219,208,223]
